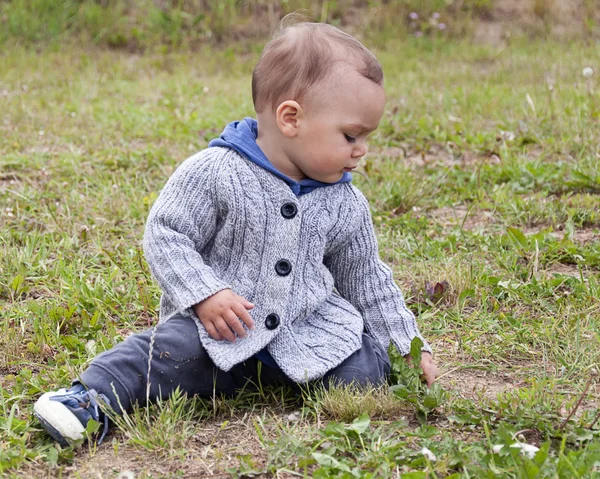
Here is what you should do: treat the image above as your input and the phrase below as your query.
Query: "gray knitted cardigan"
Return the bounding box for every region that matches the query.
[143,147,431,382]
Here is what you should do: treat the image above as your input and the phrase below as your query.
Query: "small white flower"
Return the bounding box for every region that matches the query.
[421,447,437,462]
[38,130,45,136]
[71,112,76,117]
[514,443,540,459]
[493,443,539,459]
[582,67,594,78]
[203,86,210,93]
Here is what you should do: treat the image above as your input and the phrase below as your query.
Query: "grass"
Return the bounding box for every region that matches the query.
[1,35,600,477]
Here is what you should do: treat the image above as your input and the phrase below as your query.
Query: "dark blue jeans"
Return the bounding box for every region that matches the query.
[79,314,391,414]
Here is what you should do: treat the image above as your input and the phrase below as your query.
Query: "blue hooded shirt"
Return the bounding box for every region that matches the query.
[208,118,352,197]
[209,118,353,370]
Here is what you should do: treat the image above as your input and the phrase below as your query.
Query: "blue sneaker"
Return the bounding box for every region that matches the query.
[34,383,111,447]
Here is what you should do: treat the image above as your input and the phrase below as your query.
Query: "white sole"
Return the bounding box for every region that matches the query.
[34,390,86,445]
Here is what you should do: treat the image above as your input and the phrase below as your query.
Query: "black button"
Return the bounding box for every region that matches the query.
[275,259,292,276]
[281,202,298,219]
[265,313,280,330]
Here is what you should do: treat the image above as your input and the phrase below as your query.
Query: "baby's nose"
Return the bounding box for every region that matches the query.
[352,142,367,158]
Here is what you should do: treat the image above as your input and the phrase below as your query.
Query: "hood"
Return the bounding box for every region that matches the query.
[208,117,352,196]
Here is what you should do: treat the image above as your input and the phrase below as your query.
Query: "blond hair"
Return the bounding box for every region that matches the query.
[252,21,383,113]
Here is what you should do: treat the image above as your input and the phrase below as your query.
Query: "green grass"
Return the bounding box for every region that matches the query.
[1,37,600,477]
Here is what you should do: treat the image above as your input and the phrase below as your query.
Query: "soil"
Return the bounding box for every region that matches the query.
[439,367,520,401]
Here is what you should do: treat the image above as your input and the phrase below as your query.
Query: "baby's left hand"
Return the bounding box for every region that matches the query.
[420,352,439,386]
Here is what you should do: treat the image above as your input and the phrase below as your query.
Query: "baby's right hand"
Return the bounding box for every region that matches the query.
[193,290,255,342]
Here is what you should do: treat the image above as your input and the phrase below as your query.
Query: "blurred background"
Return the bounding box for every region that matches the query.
[2,0,599,50]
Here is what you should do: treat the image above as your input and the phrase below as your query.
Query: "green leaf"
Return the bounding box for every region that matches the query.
[323,421,346,438]
[411,425,439,438]
[507,227,529,249]
[390,384,410,399]
[409,337,424,365]
[346,414,370,435]
[312,452,352,472]
[84,418,100,436]
[45,446,59,467]
[9,274,25,294]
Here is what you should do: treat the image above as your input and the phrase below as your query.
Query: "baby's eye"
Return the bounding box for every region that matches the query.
[344,134,356,143]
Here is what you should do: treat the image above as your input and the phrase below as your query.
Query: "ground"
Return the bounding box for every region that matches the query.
[1,36,600,477]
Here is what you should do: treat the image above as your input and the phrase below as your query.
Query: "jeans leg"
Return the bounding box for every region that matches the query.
[321,333,391,388]
[78,315,291,414]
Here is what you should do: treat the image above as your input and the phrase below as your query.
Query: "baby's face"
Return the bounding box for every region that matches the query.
[291,69,385,183]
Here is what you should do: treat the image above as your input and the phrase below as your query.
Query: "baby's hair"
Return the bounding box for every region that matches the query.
[252,16,383,113]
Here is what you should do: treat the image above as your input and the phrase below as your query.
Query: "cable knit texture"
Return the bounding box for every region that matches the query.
[143,147,431,382]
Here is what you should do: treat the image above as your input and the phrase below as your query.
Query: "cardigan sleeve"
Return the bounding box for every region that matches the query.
[143,152,230,314]
[323,190,431,356]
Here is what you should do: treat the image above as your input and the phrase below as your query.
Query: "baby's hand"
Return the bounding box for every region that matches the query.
[404,351,439,386]
[193,290,254,342]
[420,352,439,386]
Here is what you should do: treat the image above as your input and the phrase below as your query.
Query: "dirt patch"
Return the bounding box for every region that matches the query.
[425,206,600,246]
[522,225,600,245]
[427,205,497,231]
[439,367,520,401]
[542,263,584,278]
[58,416,270,478]
[375,145,500,170]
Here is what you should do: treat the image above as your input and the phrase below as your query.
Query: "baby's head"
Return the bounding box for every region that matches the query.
[252,22,386,183]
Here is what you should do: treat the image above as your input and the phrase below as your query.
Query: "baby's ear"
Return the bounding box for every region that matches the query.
[276,100,303,137]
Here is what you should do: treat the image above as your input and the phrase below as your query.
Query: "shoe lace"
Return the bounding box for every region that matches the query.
[50,387,111,445]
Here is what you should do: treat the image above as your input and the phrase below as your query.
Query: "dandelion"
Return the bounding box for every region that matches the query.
[582,67,594,78]
[409,12,419,20]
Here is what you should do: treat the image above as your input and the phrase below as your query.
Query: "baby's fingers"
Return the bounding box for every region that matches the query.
[223,310,247,339]
[213,317,236,342]
[232,302,254,330]
[235,294,254,310]
[202,320,224,341]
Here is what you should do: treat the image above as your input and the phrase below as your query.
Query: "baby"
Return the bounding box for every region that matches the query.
[34,21,438,447]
